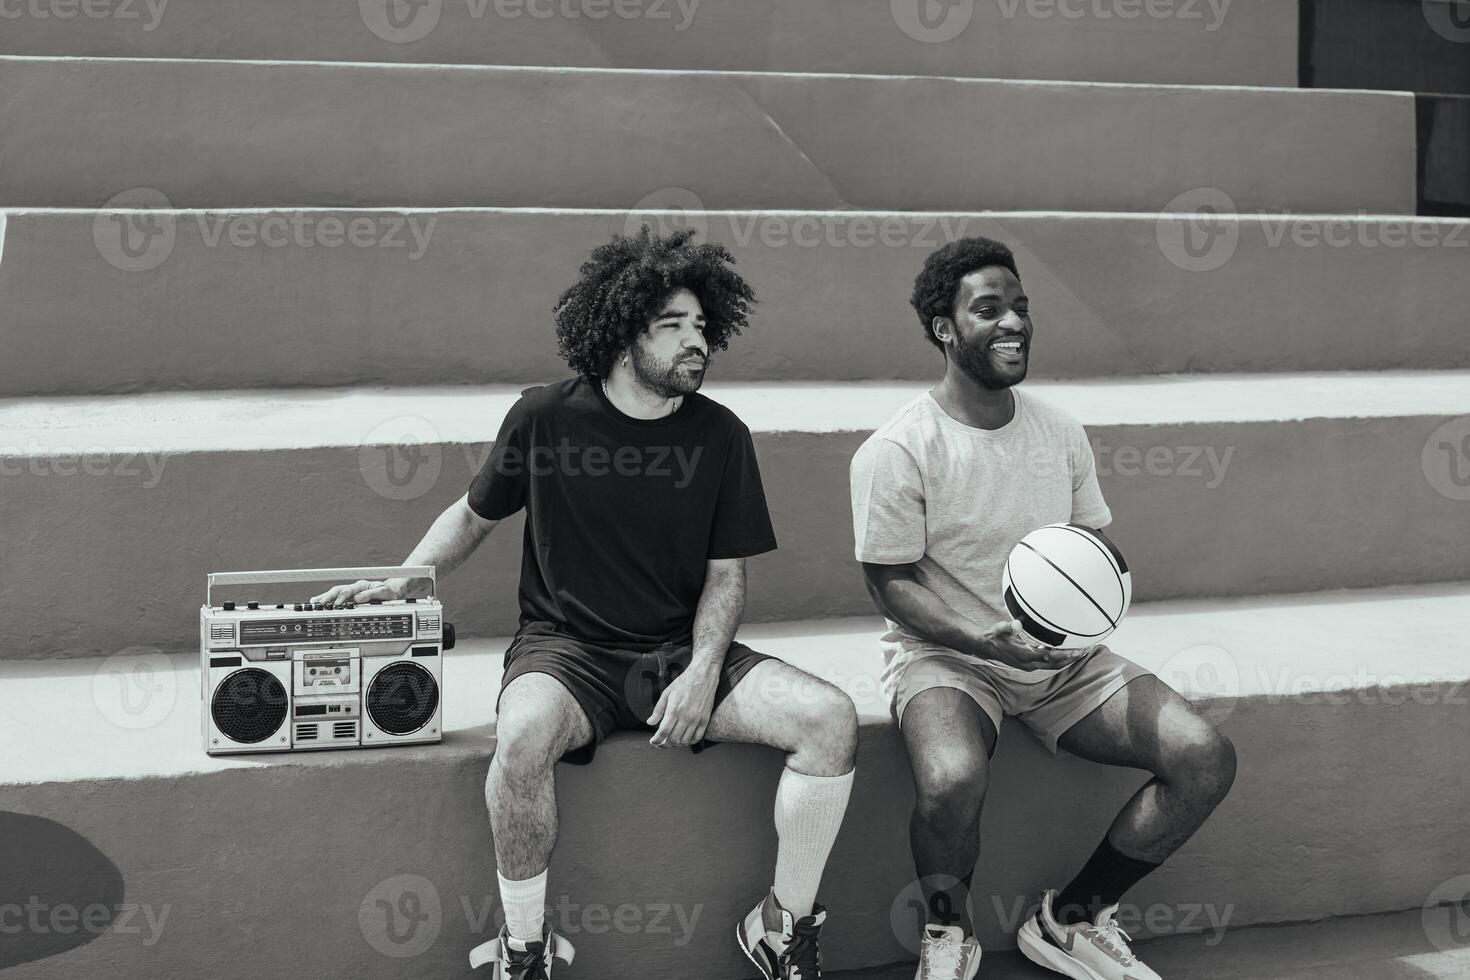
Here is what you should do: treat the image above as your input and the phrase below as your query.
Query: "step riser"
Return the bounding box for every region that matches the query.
[5,689,1468,979]
[0,59,1417,212]
[5,210,1470,396]
[0,0,1297,87]
[4,415,1466,662]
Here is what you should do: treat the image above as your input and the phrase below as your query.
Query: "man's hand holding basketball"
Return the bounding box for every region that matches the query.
[975,620,1089,671]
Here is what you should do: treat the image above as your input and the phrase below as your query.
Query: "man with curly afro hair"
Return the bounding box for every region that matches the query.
[314,228,857,979]
[849,237,1235,980]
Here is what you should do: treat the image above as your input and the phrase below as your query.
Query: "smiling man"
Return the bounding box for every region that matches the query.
[849,237,1236,980]
[319,228,857,980]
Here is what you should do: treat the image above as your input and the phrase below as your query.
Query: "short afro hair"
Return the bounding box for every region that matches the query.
[910,237,1021,352]
[553,226,756,378]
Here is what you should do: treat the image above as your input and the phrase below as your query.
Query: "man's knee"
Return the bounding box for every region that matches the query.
[798,683,859,766]
[913,748,989,822]
[491,716,565,783]
[1161,724,1237,803]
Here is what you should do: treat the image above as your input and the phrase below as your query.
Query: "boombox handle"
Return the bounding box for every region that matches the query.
[207,566,437,608]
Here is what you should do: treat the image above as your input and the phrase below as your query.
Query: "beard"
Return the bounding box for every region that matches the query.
[952,329,1028,391]
[629,342,707,398]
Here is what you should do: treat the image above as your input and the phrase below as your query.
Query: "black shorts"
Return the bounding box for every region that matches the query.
[496,620,777,765]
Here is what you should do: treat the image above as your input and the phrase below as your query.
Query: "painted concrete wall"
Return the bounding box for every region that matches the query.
[4,210,1470,397]
[0,59,1417,212]
[0,0,1298,87]
[4,380,1469,661]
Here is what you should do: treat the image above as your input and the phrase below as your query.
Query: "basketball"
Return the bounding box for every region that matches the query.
[1001,524,1132,650]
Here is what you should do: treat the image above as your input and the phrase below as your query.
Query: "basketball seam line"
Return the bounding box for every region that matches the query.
[1006,563,1085,639]
[1058,523,1128,576]
[1016,540,1119,630]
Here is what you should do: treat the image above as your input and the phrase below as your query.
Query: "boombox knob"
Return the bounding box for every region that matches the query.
[442,623,456,652]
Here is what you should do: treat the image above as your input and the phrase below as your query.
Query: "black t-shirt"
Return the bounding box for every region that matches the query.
[467,377,778,645]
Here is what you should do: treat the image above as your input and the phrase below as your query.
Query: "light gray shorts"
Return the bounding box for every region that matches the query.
[887,648,1152,754]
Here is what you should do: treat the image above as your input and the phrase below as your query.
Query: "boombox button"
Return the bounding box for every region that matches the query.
[223,601,235,611]
[247,601,259,610]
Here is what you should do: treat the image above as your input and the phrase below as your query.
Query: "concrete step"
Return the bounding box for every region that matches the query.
[0,0,1298,88]
[0,58,1417,212]
[5,208,1470,396]
[4,587,1469,978]
[841,907,1470,980]
[2,373,1469,661]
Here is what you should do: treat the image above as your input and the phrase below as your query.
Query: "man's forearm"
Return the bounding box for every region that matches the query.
[690,564,745,672]
[870,572,986,659]
[397,499,497,594]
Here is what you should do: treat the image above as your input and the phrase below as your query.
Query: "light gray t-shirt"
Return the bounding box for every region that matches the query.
[850,388,1112,685]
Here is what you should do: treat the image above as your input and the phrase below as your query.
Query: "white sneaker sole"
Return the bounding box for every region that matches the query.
[736,921,776,980]
[1017,922,1108,980]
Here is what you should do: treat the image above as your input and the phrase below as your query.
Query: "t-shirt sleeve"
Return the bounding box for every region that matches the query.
[707,422,779,560]
[850,436,926,564]
[1069,420,1112,529]
[466,397,532,521]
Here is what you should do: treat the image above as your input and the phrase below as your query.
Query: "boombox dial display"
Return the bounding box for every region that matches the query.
[240,614,413,644]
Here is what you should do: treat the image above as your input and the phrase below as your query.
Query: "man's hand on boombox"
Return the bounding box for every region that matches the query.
[310,577,412,607]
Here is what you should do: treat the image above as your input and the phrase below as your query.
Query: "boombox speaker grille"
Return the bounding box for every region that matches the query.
[367,661,439,736]
[212,668,289,744]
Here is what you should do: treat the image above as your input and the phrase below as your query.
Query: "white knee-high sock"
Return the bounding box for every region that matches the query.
[772,767,855,918]
[498,868,548,944]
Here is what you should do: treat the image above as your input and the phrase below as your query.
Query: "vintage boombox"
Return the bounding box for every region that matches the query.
[200,566,454,755]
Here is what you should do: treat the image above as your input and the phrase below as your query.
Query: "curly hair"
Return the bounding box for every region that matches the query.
[910,237,1021,352]
[553,227,757,377]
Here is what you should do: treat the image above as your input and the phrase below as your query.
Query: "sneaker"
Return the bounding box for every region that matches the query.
[1017,890,1160,980]
[737,888,827,979]
[468,923,575,979]
[913,923,981,980]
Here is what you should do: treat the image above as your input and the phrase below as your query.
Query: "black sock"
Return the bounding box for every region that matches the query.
[1053,836,1161,926]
